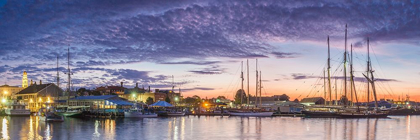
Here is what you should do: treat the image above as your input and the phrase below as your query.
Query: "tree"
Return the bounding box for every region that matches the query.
[217,96,227,100]
[278,94,290,101]
[184,97,195,104]
[339,96,349,105]
[165,96,171,103]
[293,98,299,103]
[146,97,154,105]
[90,90,101,96]
[77,88,87,96]
[234,89,247,105]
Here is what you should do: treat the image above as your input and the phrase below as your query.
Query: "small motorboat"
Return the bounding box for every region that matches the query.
[124,109,158,118]
[166,111,186,116]
[38,108,64,122]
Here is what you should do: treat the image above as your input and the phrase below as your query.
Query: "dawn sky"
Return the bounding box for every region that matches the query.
[0,0,419,101]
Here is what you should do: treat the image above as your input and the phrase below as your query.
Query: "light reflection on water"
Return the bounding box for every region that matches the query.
[0,116,419,140]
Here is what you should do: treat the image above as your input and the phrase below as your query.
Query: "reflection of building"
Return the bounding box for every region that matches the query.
[0,85,24,99]
[14,81,63,112]
[22,71,28,88]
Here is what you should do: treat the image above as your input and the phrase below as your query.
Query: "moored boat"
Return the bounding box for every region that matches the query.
[124,108,158,118]
[302,110,339,118]
[166,111,186,116]
[228,111,273,117]
[5,102,30,116]
[38,108,64,122]
[338,112,388,118]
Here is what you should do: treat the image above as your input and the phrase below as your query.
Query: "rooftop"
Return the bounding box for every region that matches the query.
[16,84,52,94]
[71,95,118,100]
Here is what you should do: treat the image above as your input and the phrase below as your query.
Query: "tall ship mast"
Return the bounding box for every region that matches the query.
[67,47,71,106]
[327,36,332,105]
[343,24,348,106]
[240,61,244,105]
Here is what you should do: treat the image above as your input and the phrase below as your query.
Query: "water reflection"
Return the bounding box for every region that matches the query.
[0,116,419,139]
[93,120,101,139]
[2,117,9,140]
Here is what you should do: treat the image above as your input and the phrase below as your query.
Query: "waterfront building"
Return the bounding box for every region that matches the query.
[68,95,133,110]
[14,81,63,112]
[94,82,126,95]
[300,97,325,106]
[122,84,155,103]
[0,85,24,99]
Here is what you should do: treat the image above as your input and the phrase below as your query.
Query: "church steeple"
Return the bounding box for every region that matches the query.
[22,71,28,88]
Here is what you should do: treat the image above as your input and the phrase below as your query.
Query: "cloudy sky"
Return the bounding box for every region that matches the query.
[1,0,419,101]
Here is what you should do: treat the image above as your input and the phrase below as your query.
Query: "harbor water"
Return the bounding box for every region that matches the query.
[0,115,418,140]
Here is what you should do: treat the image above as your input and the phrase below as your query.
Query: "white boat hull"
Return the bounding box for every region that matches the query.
[124,112,158,118]
[39,116,64,122]
[167,112,186,116]
[228,112,273,117]
[5,109,31,116]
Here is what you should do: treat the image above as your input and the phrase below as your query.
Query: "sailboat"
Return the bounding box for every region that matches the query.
[302,34,341,118]
[303,25,388,118]
[228,59,273,117]
[337,38,388,118]
[55,47,83,117]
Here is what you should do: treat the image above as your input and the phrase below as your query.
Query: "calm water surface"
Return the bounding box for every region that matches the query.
[0,115,418,140]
